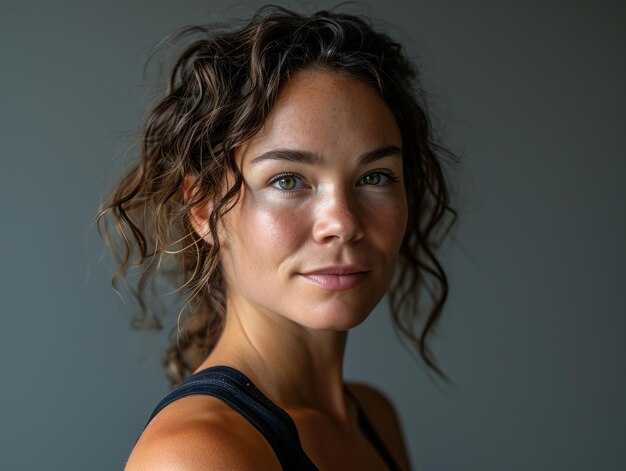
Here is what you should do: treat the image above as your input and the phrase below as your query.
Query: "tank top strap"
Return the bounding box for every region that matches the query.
[145,365,317,471]
[343,386,404,471]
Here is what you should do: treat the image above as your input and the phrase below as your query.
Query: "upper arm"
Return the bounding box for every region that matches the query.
[125,424,246,471]
[124,401,282,471]
[347,382,413,471]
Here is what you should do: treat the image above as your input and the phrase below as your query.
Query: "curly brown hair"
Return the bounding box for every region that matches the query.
[97,5,458,386]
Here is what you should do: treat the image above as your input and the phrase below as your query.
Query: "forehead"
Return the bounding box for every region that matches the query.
[235,69,402,164]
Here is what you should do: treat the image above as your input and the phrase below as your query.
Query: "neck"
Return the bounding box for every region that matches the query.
[196,296,351,421]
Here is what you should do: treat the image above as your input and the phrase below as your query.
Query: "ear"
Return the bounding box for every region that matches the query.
[183,175,213,243]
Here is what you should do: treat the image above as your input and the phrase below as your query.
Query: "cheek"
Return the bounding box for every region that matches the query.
[365,197,408,251]
[236,195,308,259]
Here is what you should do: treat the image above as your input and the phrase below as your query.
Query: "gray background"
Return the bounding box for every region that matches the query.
[1,0,625,470]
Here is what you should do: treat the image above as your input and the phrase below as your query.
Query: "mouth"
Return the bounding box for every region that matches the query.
[299,266,371,291]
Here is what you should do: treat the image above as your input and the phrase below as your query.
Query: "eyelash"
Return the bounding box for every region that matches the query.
[267,170,399,193]
[268,172,307,193]
[359,171,400,188]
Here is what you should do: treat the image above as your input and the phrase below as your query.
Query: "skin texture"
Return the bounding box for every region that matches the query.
[126,70,412,470]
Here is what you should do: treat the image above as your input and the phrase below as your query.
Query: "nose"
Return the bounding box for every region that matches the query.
[312,189,365,243]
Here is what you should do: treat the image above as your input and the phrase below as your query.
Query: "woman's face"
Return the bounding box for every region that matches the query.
[219,69,407,331]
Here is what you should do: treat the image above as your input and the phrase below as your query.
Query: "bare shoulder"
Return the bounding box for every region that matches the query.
[125,395,281,471]
[346,381,412,471]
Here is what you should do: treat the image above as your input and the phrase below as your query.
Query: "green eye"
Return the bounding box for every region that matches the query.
[270,174,304,191]
[363,173,382,185]
[360,171,397,187]
[278,176,297,190]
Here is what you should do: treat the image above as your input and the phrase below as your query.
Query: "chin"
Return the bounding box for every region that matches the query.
[294,300,380,332]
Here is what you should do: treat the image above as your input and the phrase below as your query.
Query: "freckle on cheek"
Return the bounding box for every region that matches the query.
[256,209,301,241]
[241,200,303,251]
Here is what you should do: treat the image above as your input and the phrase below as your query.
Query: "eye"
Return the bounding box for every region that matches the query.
[269,173,306,192]
[359,171,398,187]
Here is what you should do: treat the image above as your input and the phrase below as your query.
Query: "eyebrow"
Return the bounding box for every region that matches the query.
[249,145,402,166]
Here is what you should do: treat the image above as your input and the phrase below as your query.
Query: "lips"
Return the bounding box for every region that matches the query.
[300,265,370,290]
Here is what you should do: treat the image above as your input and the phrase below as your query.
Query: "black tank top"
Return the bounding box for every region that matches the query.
[145,365,403,470]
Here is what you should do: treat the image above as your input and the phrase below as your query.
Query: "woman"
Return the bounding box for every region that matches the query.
[99,6,456,470]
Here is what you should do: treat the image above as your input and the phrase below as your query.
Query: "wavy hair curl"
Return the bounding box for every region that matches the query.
[97,5,458,386]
